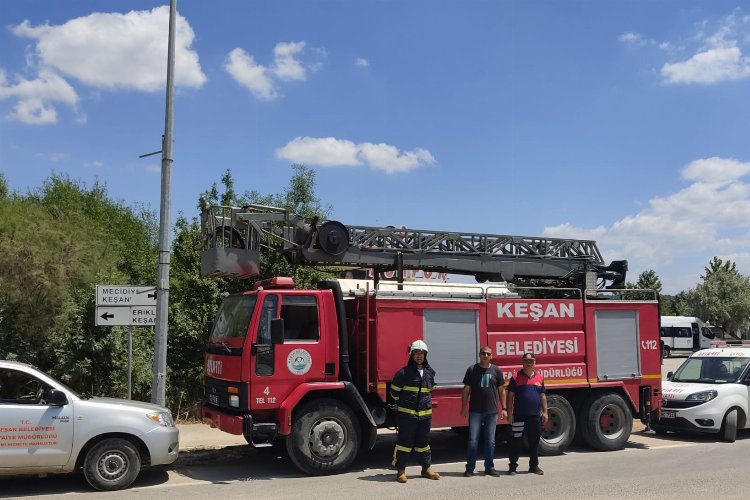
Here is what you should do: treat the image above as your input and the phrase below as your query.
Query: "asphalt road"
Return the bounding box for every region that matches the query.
[1,353,717,500]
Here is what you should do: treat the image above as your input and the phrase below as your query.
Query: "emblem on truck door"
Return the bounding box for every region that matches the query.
[287,349,312,375]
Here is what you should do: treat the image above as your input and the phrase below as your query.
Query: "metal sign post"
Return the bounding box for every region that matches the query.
[128,326,133,400]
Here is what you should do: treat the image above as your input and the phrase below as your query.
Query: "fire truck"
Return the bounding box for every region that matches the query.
[198,204,662,475]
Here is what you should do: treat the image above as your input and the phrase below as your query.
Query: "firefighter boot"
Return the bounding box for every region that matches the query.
[421,467,440,480]
[396,470,408,483]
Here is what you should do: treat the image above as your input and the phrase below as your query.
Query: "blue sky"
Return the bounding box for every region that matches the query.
[2,1,750,294]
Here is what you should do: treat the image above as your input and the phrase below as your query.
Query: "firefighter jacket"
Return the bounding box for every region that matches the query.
[389,358,435,418]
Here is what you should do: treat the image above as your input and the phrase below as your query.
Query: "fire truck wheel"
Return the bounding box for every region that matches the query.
[721,408,738,443]
[539,394,575,455]
[580,393,632,451]
[286,398,361,475]
[83,438,141,491]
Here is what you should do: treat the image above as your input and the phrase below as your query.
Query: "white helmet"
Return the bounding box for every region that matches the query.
[409,340,429,354]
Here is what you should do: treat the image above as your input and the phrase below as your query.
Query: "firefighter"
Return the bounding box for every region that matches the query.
[389,340,440,483]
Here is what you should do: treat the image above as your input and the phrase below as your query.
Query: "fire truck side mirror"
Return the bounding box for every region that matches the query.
[271,318,285,345]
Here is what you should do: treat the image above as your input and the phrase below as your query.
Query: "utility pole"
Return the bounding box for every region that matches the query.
[152,0,177,407]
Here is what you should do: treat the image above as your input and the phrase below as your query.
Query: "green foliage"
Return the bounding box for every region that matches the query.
[624,269,662,301]
[0,175,157,400]
[0,166,334,416]
[681,257,750,336]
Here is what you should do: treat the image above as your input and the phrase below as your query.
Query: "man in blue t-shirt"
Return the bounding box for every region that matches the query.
[460,346,507,477]
[507,352,548,475]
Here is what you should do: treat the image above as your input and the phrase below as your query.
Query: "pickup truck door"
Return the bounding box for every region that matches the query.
[0,368,75,468]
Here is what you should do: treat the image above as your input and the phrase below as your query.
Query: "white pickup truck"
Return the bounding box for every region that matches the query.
[654,344,750,442]
[0,360,179,490]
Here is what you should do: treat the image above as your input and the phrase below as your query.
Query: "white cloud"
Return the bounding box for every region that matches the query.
[276,137,360,167]
[224,48,277,101]
[662,46,750,84]
[355,57,370,68]
[358,143,435,174]
[85,160,104,168]
[275,136,436,173]
[2,7,204,124]
[225,41,325,100]
[660,12,750,85]
[0,68,79,124]
[542,157,750,292]
[272,41,307,81]
[618,32,647,46]
[11,7,206,92]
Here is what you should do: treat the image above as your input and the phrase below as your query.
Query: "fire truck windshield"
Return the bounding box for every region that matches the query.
[209,295,256,347]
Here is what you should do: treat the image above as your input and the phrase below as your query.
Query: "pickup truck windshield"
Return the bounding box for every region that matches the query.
[673,356,750,384]
[209,295,256,348]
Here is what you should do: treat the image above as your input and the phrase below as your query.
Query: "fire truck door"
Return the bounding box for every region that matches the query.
[251,294,326,407]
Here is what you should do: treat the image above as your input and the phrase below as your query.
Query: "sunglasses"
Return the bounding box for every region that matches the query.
[479,352,492,356]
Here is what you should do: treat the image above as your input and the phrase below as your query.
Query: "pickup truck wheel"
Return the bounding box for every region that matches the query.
[83,438,141,491]
[539,394,576,455]
[721,409,738,443]
[286,398,360,475]
[580,393,632,451]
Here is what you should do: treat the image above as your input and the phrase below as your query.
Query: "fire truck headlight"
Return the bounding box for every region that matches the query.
[147,411,175,427]
[229,395,240,407]
[685,390,718,402]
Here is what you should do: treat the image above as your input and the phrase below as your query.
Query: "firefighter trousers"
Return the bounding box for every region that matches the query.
[509,415,541,470]
[392,414,432,470]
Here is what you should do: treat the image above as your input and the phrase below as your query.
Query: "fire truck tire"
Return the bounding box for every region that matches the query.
[721,408,738,443]
[580,393,632,451]
[539,394,575,455]
[83,438,141,491]
[286,398,361,475]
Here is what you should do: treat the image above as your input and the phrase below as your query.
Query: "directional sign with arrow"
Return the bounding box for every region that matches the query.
[96,285,157,306]
[95,306,156,326]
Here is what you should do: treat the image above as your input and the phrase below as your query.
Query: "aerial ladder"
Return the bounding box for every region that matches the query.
[199,203,627,290]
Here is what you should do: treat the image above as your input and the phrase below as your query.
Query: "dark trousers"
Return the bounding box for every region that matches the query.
[509,415,541,470]
[392,414,432,470]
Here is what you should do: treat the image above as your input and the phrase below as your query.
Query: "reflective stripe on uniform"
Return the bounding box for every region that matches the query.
[390,385,402,391]
[400,385,433,393]
[396,407,433,417]
[414,445,430,453]
[511,421,525,438]
[392,444,413,465]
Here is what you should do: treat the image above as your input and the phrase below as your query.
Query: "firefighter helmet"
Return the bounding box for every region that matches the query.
[409,340,429,354]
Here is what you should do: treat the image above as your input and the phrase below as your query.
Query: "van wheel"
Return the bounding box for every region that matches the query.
[662,345,670,359]
[580,393,632,451]
[721,409,738,443]
[539,394,576,455]
[286,398,360,475]
[83,438,141,491]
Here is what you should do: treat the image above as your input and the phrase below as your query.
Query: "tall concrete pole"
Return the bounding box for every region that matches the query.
[152,0,176,407]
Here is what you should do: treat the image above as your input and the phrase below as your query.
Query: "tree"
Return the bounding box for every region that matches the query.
[682,257,750,336]
[624,269,663,301]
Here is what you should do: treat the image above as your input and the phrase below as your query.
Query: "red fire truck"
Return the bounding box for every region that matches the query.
[198,204,662,475]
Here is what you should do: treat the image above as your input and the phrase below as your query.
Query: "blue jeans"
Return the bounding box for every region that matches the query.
[466,411,497,472]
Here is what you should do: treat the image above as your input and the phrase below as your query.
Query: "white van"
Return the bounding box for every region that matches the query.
[660,316,716,358]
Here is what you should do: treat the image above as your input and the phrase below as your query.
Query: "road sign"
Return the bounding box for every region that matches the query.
[96,306,156,326]
[96,285,157,306]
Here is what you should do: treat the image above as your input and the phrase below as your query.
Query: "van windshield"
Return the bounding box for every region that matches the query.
[672,356,750,384]
[209,295,257,349]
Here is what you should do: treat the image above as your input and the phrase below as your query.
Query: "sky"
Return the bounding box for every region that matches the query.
[2,1,750,294]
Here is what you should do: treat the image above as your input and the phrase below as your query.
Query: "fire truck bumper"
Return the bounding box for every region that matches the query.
[200,404,278,446]
[200,404,244,435]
